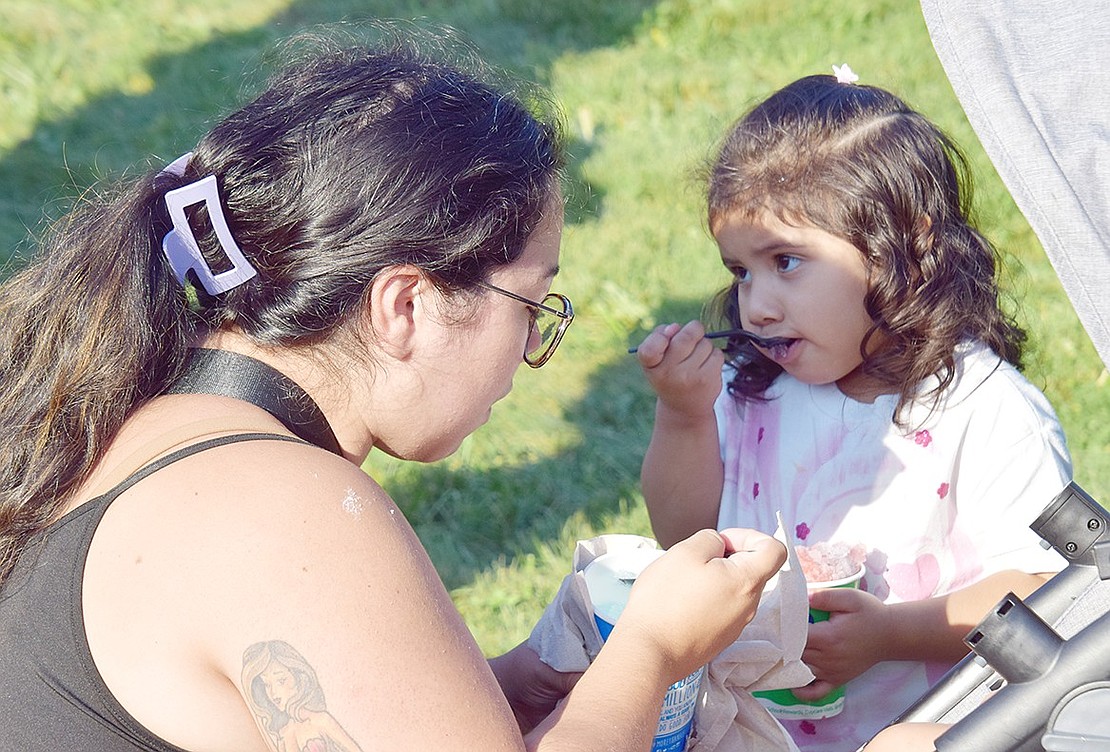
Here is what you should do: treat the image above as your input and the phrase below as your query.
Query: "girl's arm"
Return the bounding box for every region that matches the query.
[316,712,364,752]
[795,569,1051,698]
[641,399,725,548]
[637,321,728,548]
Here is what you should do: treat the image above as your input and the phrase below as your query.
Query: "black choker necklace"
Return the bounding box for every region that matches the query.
[166,348,343,456]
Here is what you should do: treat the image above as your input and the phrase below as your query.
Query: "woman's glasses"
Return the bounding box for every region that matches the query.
[479,282,574,368]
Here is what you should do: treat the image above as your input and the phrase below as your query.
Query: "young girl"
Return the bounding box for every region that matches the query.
[636,71,1071,751]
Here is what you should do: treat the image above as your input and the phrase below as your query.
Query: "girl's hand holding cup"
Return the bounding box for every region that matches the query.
[794,587,890,700]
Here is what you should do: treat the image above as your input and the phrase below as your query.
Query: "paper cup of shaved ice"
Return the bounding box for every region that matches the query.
[754,541,867,720]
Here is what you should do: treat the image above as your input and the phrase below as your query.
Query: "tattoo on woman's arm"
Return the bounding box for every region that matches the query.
[242,640,365,752]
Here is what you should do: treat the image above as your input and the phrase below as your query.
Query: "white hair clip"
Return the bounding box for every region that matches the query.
[161,165,257,296]
[160,151,193,178]
[832,64,860,85]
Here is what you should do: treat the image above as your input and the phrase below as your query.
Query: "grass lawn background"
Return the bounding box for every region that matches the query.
[2,0,1106,653]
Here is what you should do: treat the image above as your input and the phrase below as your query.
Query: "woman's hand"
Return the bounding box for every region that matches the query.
[793,587,891,700]
[616,528,787,681]
[636,322,725,420]
[523,529,783,751]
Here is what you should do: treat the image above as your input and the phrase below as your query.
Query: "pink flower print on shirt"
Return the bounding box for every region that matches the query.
[753,482,760,498]
[796,522,811,541]
[937,482,950,499]
[914,429,933,447]
[888,553,941,600]
[798,720,817,736]
[758,426,765,443]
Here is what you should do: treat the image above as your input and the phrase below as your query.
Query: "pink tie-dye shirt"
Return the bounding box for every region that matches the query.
[714,342,1070,752]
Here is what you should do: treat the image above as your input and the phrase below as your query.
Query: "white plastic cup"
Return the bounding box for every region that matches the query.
[583,549,705,752]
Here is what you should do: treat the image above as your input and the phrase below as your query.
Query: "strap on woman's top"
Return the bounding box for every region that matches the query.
[90,417,315,498]
[165,348,343,456]
[103,432,310,502]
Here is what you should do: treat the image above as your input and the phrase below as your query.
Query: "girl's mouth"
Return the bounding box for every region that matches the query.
[733,330,794,351]
[758,337,799,363]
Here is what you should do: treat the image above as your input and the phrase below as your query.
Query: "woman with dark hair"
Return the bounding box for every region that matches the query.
[636,69,1071,751]
[0,35,785,751]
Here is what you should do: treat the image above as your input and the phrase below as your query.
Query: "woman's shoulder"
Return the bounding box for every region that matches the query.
[178,431,387,504]
[91,416,415,608]
[81,408,492,749]
[139,432,413,576]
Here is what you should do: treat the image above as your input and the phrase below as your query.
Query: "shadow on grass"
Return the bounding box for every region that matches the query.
[0,0,660,268]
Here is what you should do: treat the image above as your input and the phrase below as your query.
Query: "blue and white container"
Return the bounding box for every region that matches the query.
[583,549,705,752]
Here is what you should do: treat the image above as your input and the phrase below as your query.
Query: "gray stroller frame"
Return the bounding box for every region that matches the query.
[879,2,1110,749]
[896,481,1110,750]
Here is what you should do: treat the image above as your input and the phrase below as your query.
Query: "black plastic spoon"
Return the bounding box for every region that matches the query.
[627,328,792,354]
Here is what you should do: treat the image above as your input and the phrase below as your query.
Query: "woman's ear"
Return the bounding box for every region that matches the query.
[364,265,431,359]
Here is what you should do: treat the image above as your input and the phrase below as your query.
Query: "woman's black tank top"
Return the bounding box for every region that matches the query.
[0,433,304,751]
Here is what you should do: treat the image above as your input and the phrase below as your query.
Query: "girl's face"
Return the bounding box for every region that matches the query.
[714,211,885,401]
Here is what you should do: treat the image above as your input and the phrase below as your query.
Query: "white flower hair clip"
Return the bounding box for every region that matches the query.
[832,64,859,85]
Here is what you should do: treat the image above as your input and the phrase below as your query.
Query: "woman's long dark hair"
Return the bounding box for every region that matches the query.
[706,74,1024,423]
[0,33,564,583]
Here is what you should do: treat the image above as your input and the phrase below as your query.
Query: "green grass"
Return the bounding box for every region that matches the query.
[2,0,1106,655]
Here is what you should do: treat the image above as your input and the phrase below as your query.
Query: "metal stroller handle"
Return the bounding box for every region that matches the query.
[890,482,1110,751]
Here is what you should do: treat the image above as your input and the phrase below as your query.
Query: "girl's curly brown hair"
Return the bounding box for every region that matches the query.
[706,74,1024,425]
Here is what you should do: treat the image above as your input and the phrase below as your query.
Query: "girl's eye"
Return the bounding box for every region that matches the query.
[775,254,801,273]
[731,266,751,283]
